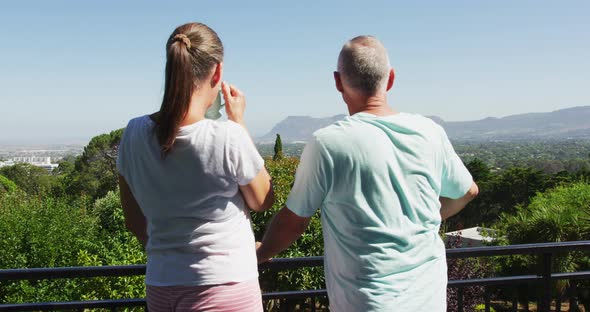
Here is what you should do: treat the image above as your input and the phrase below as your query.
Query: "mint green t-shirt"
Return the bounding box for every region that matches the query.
[286,112,473,312]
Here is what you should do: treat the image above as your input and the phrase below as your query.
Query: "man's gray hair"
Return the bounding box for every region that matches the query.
[337,36,391,95]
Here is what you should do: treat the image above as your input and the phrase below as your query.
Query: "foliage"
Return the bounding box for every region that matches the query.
[0,163,55,196]
[455,140,590,174]
[493,182,590,300]
[498,182,590,244]
[64,129,124,199]
[3,127,590,309]
[0,174,17,195]
[256,142,305,158]
[445,158,587,230]
[474,304,496,312]
[273,134,284,161]
[0,189,145,305]
[253,157,326,309]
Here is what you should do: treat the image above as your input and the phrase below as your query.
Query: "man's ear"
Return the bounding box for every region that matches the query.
[334,71,344,93]
[211,62,223,87]
[386,68,395,91]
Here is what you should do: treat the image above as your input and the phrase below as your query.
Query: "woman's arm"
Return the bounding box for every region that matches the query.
[118,174,148,247]
[240,169,274,212]
[222,81,275,212]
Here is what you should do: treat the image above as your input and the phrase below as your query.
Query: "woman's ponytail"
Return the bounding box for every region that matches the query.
[155,23,224,158]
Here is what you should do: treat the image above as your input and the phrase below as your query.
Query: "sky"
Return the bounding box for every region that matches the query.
[0,0,589,144]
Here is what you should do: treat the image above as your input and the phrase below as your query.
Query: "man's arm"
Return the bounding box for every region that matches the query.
[440,181,479,221]
[256,206,311,263]
[118,175,148,248]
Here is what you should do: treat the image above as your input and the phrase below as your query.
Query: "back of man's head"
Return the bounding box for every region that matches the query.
[337,36,391,96]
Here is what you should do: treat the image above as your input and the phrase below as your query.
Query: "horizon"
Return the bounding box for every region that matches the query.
[1,1,589,145]
[2,104,590,147]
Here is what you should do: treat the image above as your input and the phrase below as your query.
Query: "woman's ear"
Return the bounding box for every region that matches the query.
[211,62,223,87]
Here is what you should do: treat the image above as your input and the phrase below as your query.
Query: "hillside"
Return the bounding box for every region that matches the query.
[257,106,590,143]
[257,114,347,143]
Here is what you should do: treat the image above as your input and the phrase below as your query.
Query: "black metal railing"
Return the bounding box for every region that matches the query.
[1,241,590,311]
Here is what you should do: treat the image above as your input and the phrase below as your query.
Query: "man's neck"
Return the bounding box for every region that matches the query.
[348,95,397,116]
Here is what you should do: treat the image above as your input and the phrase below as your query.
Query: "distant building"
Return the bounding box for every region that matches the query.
[444,227,496,248]
[0,160,15,168]
[0,157,58,172]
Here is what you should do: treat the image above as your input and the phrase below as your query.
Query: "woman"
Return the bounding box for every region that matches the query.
[117,22,274,312]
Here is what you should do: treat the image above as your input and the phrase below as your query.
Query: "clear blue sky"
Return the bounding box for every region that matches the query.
[0,0,588,144]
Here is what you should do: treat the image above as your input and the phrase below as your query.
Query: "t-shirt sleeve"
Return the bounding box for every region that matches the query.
[116,120,132,179]
[439,127,473,199]
[286,135,331,218]
[227,122,265,186]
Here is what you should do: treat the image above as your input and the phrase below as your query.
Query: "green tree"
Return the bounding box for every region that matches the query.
[0,163,54,196]
[252,157,325,309]
[0,174,17,195]
[494,182,590,302]
[273,134,284,161]
[66,129,124,199]
[466,158,491,182]
[0,188,145,305]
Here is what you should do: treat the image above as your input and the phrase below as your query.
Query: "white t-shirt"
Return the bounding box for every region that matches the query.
[116,115,264,286]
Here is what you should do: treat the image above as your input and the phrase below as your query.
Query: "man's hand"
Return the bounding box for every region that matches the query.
[440,182,479,221]
[256,242,272,264]
[256,207,311,263]
[221,81,246,127]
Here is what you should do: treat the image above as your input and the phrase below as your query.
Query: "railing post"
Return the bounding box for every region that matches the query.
[512,288,518,312]
[484,287,491,312]
[524,284,530,312]
[457,287,464,312]
[570,282,578,312]
[540,253,552,312]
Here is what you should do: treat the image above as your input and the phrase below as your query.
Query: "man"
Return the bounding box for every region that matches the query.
[256,36,478,311]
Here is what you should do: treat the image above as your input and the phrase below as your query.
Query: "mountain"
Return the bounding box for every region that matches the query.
[257,106,590,143]
[433,106,590,141]
[257,114,347,143]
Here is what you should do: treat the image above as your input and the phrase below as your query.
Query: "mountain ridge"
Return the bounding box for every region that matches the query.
[257,106,590,143]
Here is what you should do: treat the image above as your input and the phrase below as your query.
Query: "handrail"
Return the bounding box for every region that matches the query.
[446,240,590,258]
[3,241,590,281]
[2,241,590,312]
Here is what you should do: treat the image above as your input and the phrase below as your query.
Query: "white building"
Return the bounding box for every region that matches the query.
[0,157,58,171]
[0,160,15,168]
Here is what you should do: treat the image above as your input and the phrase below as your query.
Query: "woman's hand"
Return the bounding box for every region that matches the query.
[221,81,246,127]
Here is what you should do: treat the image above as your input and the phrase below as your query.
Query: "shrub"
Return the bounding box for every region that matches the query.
[0,174,17,195]
[254,157,326,310]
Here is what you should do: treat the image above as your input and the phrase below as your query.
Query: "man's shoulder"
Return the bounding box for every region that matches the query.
[400,112,444,127]
[311,113,444,138]
[309,117,355,146]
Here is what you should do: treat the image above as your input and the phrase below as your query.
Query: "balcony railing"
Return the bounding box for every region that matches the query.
[1,241,590,312]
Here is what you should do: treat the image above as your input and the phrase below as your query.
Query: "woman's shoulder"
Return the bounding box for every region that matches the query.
[123,115,153,134]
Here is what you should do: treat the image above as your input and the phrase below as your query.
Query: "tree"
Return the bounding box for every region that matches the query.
[0,163,54,196]
[466,158,491,182]
[252,157,326,309]
[273,134,284,161]
[494,182,590,306]
[65,129,124,199]
[0,174,17,195]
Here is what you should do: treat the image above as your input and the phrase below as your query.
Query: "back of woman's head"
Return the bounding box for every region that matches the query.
[156,22,224,157]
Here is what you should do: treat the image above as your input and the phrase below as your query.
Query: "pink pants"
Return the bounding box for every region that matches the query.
[146,279,263,312]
